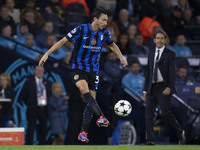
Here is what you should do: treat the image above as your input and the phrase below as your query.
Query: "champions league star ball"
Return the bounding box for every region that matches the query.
[114,100,132,117]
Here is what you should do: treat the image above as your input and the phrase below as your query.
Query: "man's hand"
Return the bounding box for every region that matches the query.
[162,87,171,96]
[39,54,48,66]
[143,93,147,101]
[120,56,128,67]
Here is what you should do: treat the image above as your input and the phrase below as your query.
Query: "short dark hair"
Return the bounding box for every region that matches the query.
[178,65,187,70]
[154,30,167,39]
[92,7,107,19]
[19,22,28,28]
[130,59,140,67]
[0,24,11,34]
[176,33,185,39]
[134,33,143,38]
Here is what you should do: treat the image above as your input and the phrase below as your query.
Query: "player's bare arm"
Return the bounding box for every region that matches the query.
[108,42,128,67]
[39,37,68,66]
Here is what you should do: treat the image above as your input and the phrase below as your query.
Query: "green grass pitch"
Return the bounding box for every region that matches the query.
[0,145,199,150]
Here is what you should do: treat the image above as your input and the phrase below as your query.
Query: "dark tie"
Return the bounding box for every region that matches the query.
[153,50,160,82]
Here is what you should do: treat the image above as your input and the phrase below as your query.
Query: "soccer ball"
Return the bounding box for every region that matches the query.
[114,100,132,117]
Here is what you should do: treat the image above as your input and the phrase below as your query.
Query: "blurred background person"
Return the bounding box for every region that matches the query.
[36,21,55,48]
[106,11,119,43]
[0,5,16,34]
[138,7,160,44]
[14,23,29,45]
[178,0,190,12]
[163,5,185,44]
[5,0,20,24]
[114,0,140,24]
[42,6,60,34]
[62,0,90,15]
[175,65,196,85]
[48,82,68,145]
[21,10,41,36]
[116,9,132,33]
[0,73,15,127]
[127,24,137,43]
[172,34,192,57]
[130,33,149,56]
[139,0,163,21]
[0,24,15,50]
[20,0,43,27]
[159,0,173,26]
[16,34,42,61]
[43,34,66,60]
[20,66,52,145]
[122,60,145,96]
[117,32,132,55]
[183,8,193,26]
[47,0,66,23]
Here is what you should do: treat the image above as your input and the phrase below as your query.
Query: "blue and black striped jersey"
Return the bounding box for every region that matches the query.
[66,23,113,73]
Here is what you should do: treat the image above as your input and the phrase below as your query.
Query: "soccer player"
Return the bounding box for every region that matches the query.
[39,7,128,143]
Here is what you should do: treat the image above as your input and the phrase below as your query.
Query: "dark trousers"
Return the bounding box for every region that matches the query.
[26,106,48,145]
[145,83,183,141]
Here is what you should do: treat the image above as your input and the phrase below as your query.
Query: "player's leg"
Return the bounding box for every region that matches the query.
[76,80,103,117]
[89,73,110,127]
[90,90,110,127]
[76,80,103,143]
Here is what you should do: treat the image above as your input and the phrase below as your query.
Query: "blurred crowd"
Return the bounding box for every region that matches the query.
[0,0,200,57]
[0,0,200,145]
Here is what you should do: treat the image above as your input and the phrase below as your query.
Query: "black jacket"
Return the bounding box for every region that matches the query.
[0,86,15,117]
[144,48,176,94]
[20,77,52,116]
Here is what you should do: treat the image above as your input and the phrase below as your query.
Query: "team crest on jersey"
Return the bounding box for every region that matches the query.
[74,74,79,80]
[100,35,104,40]
[91,39,97,45]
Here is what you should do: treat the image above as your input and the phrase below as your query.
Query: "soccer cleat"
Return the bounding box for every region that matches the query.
[96,116,110,127]
[78,131,89,143]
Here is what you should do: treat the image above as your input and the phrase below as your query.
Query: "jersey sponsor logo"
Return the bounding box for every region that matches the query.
[74,74,79,80]
[83,45,101,50]
[67,33,72,38]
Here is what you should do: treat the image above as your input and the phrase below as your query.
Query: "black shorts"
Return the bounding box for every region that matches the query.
[71,69,99,92]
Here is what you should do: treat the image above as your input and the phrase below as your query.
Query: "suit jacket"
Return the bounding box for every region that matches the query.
[20,77,52,117]
[144,48,176,94]
[0,86,15,117]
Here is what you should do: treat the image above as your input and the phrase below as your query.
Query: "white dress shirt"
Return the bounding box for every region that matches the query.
[35,77,47,106]
[153,46,165,83]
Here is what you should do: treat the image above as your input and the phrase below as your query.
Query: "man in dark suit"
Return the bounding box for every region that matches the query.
[143,30,185,145]
[20,66,51,145]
